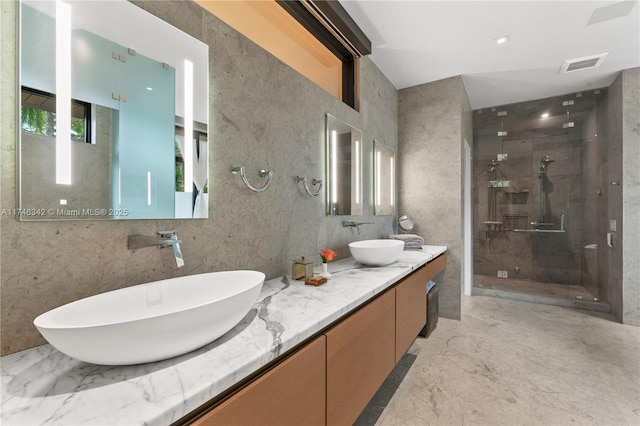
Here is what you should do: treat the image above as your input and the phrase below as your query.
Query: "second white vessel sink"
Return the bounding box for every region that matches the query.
[34,270,265,365]
[349,239,405,266]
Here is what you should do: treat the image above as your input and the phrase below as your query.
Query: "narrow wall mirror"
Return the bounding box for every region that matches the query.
[18,0,208,220]
[326,114,363,216]
[374,141,395,216]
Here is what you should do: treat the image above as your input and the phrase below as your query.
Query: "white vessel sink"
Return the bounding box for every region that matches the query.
[349,239,405,266]
[34,270,265,365]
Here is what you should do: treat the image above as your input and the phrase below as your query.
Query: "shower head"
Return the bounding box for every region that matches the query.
[539,155,554,174]
[540,155,554,165]
[488,160,500,172]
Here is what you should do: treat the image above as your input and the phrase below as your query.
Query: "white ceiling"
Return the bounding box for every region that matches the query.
[339,0,640,109]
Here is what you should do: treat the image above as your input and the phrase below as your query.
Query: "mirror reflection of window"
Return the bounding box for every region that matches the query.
[326,114,362,216]
[21,87,92,143]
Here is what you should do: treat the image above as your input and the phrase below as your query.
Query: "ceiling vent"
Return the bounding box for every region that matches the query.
[560,52,609,73]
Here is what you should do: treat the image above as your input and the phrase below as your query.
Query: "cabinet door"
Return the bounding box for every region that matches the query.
[425,253,447,282]
[395,265,428,361]
[194,336,326,426]
[326,290,396,426]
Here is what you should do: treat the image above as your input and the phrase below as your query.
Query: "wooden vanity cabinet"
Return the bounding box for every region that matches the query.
[325,289,396,426]
[425,253,447,282]
[395,254,447,361]
[186,253,447,426]
[395,265,428,362]
[192,336,326,426]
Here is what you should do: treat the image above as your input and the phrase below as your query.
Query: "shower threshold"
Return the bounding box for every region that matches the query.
[472,274,611,313]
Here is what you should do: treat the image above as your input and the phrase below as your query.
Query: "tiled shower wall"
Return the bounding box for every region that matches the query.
[0,1,399,355]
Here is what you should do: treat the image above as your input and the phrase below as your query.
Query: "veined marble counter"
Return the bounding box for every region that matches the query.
[1,245,447,425]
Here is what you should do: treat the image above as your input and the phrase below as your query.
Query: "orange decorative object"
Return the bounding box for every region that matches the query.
[320,249,337,263]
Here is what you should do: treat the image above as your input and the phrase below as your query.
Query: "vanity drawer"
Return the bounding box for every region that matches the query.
[193,336,326,426]
[325,289,396,426]
[395,264,428,361]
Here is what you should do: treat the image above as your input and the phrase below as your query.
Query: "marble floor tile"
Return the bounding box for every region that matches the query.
[362,296,640,426]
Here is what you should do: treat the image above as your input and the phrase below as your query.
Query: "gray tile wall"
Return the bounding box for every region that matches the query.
[398,76,469,320]
[0,1,399,355]
[607,74,624,320]
[621,68,640,326]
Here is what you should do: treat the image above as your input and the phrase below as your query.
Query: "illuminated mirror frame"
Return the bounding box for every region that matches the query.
[374,140,395,216]
[326,114,362,216]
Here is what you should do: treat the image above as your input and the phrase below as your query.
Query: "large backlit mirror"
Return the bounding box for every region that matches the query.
[374,141,395,216]
[18,0,208,220]
[326,114,362,216]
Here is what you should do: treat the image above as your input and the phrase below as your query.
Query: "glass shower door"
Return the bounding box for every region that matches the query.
[473,91,609,308]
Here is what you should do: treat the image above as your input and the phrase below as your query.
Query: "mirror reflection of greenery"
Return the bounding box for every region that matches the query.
[174,129,208,194]
[174,139,185,192]
[21,107,86,142]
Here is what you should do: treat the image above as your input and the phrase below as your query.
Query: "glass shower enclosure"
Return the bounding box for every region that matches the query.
[472,90,610,311]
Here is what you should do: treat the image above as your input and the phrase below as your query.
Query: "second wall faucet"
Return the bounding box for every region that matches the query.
[343,220,374,235]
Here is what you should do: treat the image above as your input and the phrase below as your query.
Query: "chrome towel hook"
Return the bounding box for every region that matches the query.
[294,176,322,197]
[230,165,273,193]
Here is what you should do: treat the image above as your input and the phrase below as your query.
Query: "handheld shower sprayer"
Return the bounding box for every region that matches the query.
[539,155,554,173]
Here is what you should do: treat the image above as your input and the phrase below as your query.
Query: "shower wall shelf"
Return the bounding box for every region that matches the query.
[510,214,566,233]
[230,165,273,193]
[484,221,504,232]
[505,190,529,204]
[503,214,528,229]
[511,229,566,233]
[488,180,510,188]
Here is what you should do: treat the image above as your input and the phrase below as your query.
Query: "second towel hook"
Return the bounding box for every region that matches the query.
[294,176,322,197]
[231,165,273,193]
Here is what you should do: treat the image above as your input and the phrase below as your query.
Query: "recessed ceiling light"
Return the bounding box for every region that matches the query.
[541,112,550,118]
[495,35,510,45]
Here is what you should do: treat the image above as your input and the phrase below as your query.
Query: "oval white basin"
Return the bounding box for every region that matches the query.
[349,239,405,266]
[34,270,265,365]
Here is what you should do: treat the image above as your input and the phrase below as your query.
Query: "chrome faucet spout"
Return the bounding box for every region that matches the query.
[342,220,375,235]
[168,233,184,268]
[128,235,181,250]
[128,231,184,268]
[342,220,374,227]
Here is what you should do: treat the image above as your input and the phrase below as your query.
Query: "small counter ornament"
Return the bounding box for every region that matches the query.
[292,256,314,281]
[320,248,337,279]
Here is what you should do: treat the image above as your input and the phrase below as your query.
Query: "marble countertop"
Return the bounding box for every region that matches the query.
[1,245,447,425]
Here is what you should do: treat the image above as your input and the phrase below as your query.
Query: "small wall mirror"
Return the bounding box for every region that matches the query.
[374,141,395,216]
[326,114,362,216]
[18,0,208,220]
[398,214,415,233]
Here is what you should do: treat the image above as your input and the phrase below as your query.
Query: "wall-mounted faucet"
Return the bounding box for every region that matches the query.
[342,220,374,235]
[128,231,184,268]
